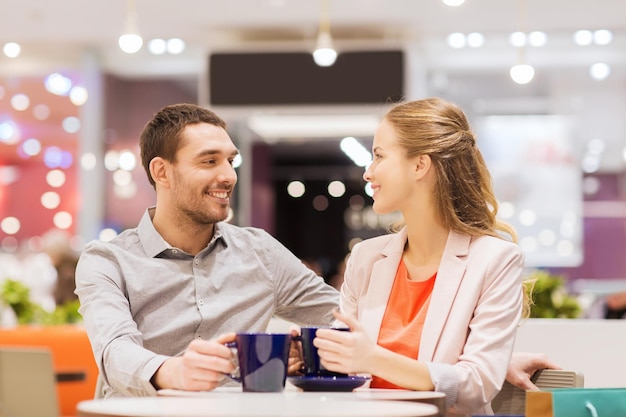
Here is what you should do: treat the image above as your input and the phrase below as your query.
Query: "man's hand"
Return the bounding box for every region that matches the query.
[287,327,304,375]
[506,352,561,391]
[152,332,237,391]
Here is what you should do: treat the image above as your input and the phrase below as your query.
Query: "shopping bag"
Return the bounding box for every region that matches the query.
[526,388,626,417]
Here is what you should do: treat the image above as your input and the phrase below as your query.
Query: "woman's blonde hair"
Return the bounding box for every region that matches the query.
[384,97,530,316]
[385,97,516,242]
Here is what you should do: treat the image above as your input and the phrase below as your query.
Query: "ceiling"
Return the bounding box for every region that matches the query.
[2,0,626,174]
[2,0,625,78]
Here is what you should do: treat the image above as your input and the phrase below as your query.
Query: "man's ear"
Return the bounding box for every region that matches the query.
[414,154,432,180]
[149,157,170,189]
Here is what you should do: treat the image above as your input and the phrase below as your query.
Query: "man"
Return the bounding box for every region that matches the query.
[75,103,338,398]
[76,103,555,399]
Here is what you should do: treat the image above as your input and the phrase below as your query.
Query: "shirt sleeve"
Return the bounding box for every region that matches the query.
[259,231,339,326]
[75,241,166,397]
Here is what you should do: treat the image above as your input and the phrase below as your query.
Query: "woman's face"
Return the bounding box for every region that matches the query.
[363,119,420,214]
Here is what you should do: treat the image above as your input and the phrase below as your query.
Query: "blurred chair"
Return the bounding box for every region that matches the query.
[0,325,98,416]
[491,369,584,416]
[0,347,59,417]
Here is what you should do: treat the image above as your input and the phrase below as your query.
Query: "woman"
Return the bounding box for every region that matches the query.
[314,97,524,417]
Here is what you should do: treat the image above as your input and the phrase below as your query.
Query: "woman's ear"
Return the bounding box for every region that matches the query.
[149,157,170,189]
[414,154,432,180]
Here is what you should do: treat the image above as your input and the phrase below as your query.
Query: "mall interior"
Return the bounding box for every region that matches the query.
[1,1,626,415]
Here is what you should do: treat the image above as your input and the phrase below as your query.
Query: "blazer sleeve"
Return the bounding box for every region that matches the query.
[435,238,525,415]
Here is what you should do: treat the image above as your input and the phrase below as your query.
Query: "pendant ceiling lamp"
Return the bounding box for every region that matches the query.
[118,0,143,54]
[510,0,534,84]
[312,0,337,67]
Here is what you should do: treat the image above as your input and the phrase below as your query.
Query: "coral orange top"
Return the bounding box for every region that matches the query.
[371,260,436,389]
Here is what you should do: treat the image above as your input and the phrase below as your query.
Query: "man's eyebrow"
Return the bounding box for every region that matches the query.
[194,148,240,158]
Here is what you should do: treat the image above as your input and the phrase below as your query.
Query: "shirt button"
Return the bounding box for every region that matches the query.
[194,259,199,265]
[198,299,204,306]
[172,249,178,254]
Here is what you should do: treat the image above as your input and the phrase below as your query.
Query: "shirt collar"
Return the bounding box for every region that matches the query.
[138,207,170,258]
[138,207,228,258]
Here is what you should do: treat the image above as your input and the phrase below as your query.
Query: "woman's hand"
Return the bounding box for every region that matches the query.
[313,310,377,375]
[506,352,561,391]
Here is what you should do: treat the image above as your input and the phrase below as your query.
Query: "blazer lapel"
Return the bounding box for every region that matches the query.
[418,230,471,361]
[359,229,407,344]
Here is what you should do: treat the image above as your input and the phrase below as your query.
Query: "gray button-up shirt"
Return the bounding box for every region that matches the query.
[75,208,339,398]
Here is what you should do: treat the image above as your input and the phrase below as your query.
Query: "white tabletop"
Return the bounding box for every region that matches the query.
[159,387,444,400]
[77,395,439,417]
[156,388,446,417]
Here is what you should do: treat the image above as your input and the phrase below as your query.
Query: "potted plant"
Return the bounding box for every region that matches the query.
[0,278,81,326]
[525,269,581,319]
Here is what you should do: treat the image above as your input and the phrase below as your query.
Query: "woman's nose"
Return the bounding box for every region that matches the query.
[363,165,372,182]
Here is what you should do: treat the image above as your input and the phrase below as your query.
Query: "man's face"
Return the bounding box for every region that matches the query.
[168,123,239,225]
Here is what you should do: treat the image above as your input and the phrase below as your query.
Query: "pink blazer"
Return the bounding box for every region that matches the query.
[340,228,524,417]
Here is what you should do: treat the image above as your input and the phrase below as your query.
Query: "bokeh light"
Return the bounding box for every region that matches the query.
[287,180,305,198]
[0,216,21,234]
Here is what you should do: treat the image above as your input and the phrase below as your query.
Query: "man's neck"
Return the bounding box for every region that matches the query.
[151,208,215,255]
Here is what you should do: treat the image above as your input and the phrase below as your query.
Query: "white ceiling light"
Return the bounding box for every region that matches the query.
[247,114,380,139]
[573,30,593,46]
[166,38,186,54]
[148,39,167,55]
[510,64,535,84]
[118,0,143,54]
[589,62,611,80]
[446,32,466,48]
[340,136,372,167]
[510,0,535,85]
[442,0,465,6]
[466,32,485,48]
[312,0,337,66]
[528,31,547,47]
[2,42,21,58]
[593,29,613,45]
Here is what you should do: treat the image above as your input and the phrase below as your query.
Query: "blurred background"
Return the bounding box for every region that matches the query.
[2,0,626,312]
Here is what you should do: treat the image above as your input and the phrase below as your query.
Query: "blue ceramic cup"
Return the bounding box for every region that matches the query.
[298,326,349,377]
[226,333,291,392]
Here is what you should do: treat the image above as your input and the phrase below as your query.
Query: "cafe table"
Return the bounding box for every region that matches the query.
[76,391,440,417]
[158,386,446,417]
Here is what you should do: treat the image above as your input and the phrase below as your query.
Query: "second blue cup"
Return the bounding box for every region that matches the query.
[299,326,349,377]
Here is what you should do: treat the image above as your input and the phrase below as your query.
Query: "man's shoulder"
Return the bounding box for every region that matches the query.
[218,222,274,241]
[82,227,141,254]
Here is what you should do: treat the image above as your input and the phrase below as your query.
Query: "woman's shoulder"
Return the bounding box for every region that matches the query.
[350,232,404,260]
[467,234,524,265]
[354,231,399,248]
[470,233,521,251]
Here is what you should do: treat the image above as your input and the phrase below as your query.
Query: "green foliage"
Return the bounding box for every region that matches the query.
[1,279,81,325]
[526,270,581,319]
